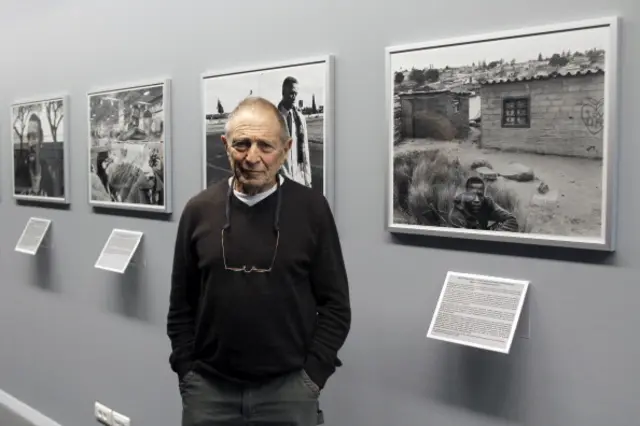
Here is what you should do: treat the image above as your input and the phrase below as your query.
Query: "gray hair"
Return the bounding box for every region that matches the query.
[224,96,290,144]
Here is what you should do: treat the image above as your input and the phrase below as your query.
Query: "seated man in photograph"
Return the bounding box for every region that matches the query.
[448,176,519,232]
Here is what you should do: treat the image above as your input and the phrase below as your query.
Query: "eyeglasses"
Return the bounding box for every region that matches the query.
[221,177,282,273]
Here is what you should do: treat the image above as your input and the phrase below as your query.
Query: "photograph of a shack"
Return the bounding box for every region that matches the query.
[391,25,608,239]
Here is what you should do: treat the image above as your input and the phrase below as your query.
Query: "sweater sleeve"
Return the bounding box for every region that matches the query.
[304,196,351,389]
[167,200,201,380]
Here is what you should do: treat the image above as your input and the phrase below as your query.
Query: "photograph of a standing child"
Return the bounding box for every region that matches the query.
[12,99,65,200]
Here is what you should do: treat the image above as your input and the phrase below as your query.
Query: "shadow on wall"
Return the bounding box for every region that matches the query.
[103,243,150,322]
[21,223,59,293]
[424,337,532,423]
[21,224,154,323]
[417,288,538,424]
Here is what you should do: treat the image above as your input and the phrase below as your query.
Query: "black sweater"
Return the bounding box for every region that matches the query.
[167,178,351,389]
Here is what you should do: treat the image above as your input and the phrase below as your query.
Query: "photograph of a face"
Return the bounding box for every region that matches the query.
[387,18,618,250]
[88,81,170,212]
[12,96,69,203]
[203,58,330,195]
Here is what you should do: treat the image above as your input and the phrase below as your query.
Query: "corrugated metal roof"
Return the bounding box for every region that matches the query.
[481,68,604,85]
[396,88,473,97]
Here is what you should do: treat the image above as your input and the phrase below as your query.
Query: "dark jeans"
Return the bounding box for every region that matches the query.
[179,369,325,426]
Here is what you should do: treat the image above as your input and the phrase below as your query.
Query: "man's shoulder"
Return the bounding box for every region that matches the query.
[182,179,228,217]
[452,192,466,208]
[282,177,322,201]
[282,178,330,218]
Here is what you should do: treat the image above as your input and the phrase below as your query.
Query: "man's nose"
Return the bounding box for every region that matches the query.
[245,144,260,163]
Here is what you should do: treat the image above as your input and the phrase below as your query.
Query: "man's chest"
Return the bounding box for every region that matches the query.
[193,213,316,276]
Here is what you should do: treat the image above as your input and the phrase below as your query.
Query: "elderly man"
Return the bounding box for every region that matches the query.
[167,96,351,426]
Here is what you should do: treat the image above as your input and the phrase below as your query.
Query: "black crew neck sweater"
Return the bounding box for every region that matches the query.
[167,178,351,389]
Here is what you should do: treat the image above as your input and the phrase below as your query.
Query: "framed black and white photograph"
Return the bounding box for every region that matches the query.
[386,17,620,251]
[87,79,172,213]
[11,95,70,204]
[201,56,334,207]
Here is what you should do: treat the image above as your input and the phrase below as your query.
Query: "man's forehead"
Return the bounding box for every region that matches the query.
[228,107,280,136]
[234,104,278,120]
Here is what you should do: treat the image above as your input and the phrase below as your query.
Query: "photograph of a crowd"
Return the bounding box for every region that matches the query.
[88,81,169,212]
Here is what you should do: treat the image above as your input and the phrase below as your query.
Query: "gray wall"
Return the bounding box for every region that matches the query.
[0,1,638,426]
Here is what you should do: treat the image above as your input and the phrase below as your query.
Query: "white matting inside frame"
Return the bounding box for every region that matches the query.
[427,271,530,354]
[95,229,143,274]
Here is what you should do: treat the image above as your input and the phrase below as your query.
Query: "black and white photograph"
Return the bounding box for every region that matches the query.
[387,17,619,250]
[12,96,69,204]
[202,57,332,200]
[88,80,171,213]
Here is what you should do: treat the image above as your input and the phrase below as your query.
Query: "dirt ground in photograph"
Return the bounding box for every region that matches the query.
[394,138,603,237]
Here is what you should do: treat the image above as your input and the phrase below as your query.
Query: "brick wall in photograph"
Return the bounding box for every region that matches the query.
[479,71,605,159]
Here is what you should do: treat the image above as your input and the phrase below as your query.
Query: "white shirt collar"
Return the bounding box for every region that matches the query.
[229,175,284,207]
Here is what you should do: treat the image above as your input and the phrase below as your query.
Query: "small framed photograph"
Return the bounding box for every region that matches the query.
[87,79,172,213]
[11,95,70,204]
[201,55,335,208]
[386,17,620,251]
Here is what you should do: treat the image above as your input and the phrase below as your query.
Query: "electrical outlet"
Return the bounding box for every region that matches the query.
[112,411,131,426]
[94,402,112,425]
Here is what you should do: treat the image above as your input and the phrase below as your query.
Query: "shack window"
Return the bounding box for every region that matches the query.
[502,96,530,128]
[453,99,461,113]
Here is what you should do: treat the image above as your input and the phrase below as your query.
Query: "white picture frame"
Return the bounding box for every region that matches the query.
[385,17,620,251]
[200,55,335,210]
[11,94,70,204]
[87,78,172,213]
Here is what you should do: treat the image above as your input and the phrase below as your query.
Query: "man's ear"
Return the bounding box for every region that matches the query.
[221,134,228,148]
[284,137,292,152]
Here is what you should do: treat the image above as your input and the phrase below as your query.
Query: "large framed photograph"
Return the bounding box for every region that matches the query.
[11,95,70,204]
[201,55,334,208]
[88,79,172,213]
[386,17,620,251]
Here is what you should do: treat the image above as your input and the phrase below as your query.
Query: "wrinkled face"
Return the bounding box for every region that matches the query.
[468,182,485,213]
[222,107,291,192]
